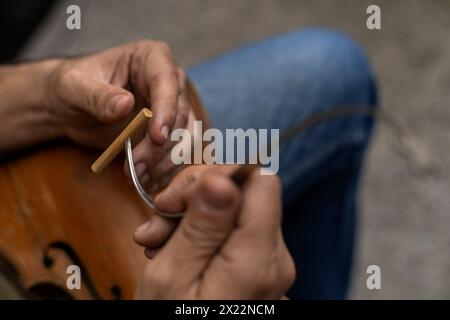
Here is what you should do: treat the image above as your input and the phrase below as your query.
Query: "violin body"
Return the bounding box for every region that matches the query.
[0,145,150,299]
[0,80,207,299]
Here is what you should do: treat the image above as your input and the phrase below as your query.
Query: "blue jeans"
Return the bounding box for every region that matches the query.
[188,28,378,299]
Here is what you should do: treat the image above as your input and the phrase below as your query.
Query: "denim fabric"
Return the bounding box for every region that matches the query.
[188,28,378,299]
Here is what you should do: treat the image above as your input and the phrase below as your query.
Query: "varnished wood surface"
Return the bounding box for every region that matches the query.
[0,145,150,299]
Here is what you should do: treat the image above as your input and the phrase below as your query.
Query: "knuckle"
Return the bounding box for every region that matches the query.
[134,39,169,56]
[137,39,171,54]
[58,67,79,86]
[54,66,79,101]
[134,39,154,49]
[155,41,171,53]
[87,85,103,109]
[152,71,178,90]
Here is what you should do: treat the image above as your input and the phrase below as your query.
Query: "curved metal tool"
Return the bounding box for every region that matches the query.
[125,105,378,220]
[125,138,185,219]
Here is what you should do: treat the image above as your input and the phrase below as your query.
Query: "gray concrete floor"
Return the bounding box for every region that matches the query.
[10,0,450,299]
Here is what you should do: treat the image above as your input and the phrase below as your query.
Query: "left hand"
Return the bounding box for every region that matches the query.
[45,40,195,189]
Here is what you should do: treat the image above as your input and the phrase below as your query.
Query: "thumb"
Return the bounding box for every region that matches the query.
[70,76,135,122]
[154,165,218,213]
[154,172,240,283]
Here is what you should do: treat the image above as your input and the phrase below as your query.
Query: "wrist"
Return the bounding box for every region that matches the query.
[32,59,63,111]
[25,59,65,138]
[0,59,65,153]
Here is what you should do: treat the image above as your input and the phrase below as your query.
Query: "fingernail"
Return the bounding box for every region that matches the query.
[161,125,170,140]
[107,95,127,114]
[140,173,150,185]
[135,162,147,177]
[203,182,233,210]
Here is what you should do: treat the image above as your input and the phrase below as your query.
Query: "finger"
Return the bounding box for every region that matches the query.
[123,133,172,182]
[134,165,220,253]
[134,214,178,249]
[201,172,283,298]
[176,67,187,95]
[154,165,232,213]
[154,165,208,212]
[233,172,282,251]
[143,43,180,145]
[135,166,240,256]
[144,151,182,193]
[146,164,186,194]
[67,75,135,122]
[147,94,190,177]
[144,247,160,260]
[154,172,241,284]
[123,94,189,182]
[132,166,204,255]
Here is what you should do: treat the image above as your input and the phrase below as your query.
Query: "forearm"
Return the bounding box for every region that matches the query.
[0,59,63,155]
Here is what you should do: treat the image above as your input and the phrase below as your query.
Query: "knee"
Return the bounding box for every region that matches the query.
[279,28,378,108]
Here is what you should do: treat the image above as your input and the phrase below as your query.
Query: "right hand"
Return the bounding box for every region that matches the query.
[134,166,296,299]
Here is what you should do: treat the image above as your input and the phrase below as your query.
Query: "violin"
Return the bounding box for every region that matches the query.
[0,81,207,299]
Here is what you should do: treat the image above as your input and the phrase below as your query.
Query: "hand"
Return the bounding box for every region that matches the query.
[46,40,194,188]
[134,166,296,299]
